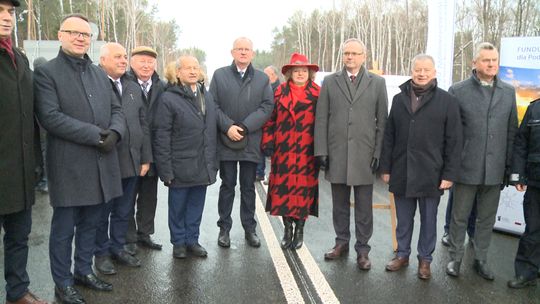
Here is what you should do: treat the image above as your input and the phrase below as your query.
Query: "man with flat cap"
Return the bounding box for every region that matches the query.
[124,46,166,253]
[35,13,124,304]
[1,0,48,303]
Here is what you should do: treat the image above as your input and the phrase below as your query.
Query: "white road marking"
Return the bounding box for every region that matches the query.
[255,190,305,304]
[257,183,340,304]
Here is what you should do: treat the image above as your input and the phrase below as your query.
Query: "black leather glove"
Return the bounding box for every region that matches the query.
[164,180,173,187]
[263,148,274,157]
[97,129,119,153]
[317,156,328,171]
[370,158,379,174]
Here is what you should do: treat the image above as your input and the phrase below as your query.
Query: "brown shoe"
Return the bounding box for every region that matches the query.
[385,256,409,271]
[418,259,431,280]
[357,253,372,270]
[6,291,49,304]
[324,244,349,260]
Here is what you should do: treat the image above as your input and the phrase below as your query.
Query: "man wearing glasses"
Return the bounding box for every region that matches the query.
[35,14,125,304]
[314,38,388,270]
[210,37,274,248]
[0,0,48,303]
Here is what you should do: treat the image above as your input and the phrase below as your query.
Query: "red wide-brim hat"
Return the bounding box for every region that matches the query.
[281,52,319,75]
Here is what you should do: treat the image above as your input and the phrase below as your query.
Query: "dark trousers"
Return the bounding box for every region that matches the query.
[126,174,158,243]
[444,187,477,237]
[330,183,373,254]
[514,186,540,279]
[449,183,500,261]
[95,177,139,256]
[256,159,265,177]
[49,205,102,288]
[394,196,440,262]
[1,208,32,302]
[217,161,257,233]
[168,185,207,246]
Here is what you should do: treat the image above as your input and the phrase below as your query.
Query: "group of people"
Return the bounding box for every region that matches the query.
[1,1,539,303]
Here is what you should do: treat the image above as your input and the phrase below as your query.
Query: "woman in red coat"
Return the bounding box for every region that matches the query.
[261,53,320,250]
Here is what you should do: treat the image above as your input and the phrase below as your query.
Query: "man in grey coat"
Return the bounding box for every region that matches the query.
[34,14,125,304]
[446,42,518,281]
[94,42,151,275]
[314,38,388,270]
[209,37,274,248]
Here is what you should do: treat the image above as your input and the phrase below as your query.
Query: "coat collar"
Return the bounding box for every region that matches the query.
[57,47,92,71]
[334,66,371,104]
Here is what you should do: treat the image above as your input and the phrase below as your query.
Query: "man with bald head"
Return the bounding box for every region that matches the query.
[210,37,274,248]
[93,42,151,275]
[34,14,125,304]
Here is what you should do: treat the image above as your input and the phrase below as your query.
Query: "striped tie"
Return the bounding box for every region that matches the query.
[141,81,149,98]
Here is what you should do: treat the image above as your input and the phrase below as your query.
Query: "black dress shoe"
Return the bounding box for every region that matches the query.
[245,232,261,248]
[218,229,230,248]
[173,245,187,259]
[95,255,116,275]
[55,285,86,304]
[473,260,494,281]
[188,243,208,257]
[508,276,537,289]
[441,232,450,247]
[123,243,138,256]
[74,273,113,291]
[137,235,162,250]
[112,250,141,267]
[446,260,461,277]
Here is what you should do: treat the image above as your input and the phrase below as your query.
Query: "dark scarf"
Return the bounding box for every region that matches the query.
[410,78,437,113]
[0,37,16,68]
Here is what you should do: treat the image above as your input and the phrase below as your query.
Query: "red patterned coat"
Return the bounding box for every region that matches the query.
[261,80,320,219]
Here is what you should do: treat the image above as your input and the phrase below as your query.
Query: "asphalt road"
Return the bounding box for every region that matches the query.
[1,170,539,304]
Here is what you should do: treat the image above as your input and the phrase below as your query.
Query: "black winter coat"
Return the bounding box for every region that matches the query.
[125,70,166,176]
[112,75,152,178]
[34,49,125,207]
[153,84,218,187]
[0,46,40,214]
[511,99,540,187]
[380,80,463,197]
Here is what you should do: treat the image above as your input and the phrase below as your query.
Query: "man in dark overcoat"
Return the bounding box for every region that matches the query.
[34,14,125,304]
[0,1,48,303]
[124,46,166,252]
[210,37,274,248]
[94,42,151,275]
[314,38,388,270]
[380,54,462,279]
[446,42,518,280]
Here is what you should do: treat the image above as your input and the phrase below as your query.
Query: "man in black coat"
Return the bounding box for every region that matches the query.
[0,1,48,303]
[34,14,125,304]
[124,46,166,252]
[380,54,462,280]
[507,98,540,289]
[94,42,151,275]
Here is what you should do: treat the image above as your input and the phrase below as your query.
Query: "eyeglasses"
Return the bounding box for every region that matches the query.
[60,30,92,39]
[234,48,252,52]
[343,52,364,57]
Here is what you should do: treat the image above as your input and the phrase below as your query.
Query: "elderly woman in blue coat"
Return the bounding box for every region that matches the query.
[153,55,218,259]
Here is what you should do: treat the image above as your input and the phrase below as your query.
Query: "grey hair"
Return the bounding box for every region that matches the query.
[410,54,436,71]
[99,42,124,58]
[232,37,253,50]
[473,42,497,61]
[342,38,366,52]
[265,65,279,75]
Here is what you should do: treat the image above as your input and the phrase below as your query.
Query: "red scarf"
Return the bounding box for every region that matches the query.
[0,37,17,68]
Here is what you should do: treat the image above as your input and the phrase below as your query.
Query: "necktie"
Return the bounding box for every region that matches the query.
[350,75,356,83]
[115,80,122,95]
[239,71,244,79]
[141,81,149,98]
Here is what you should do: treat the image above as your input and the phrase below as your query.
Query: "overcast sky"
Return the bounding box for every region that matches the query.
[149,0,335,75]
